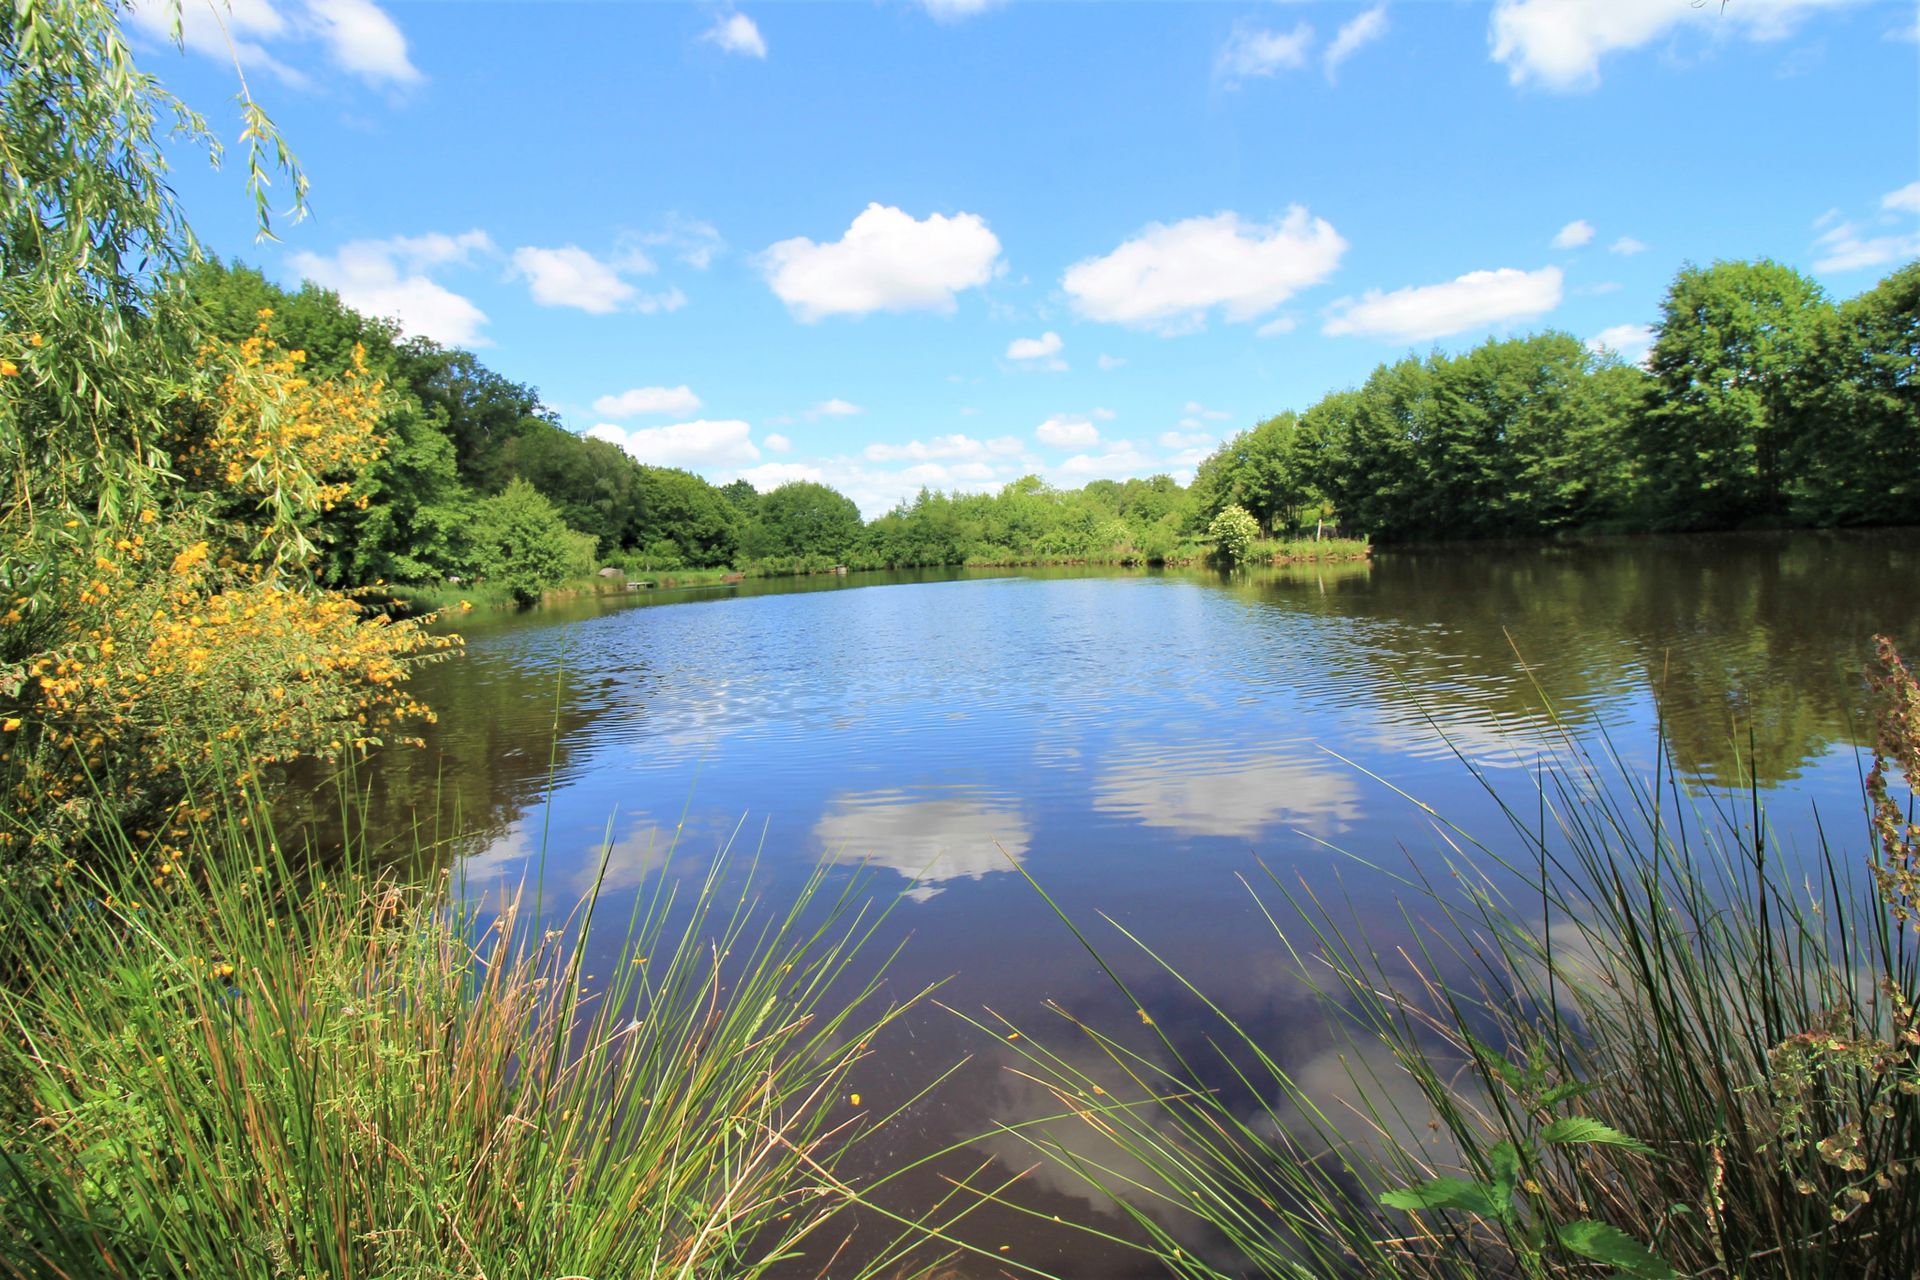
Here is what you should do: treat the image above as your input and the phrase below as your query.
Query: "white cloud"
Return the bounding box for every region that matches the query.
[1882,181,1920,215]
[1091,407,1116,421]
[809,398,864,418]
[586,419,760,468]
[1324,5,1388,80]
[1183,401,1231,421]
[592,385,702,418]
[632,286,688,314]
[1552,219,1596,248]
[1811,217,1920,273]
[918,0,1000,20]
[733,461,827,490]
[1097,353,1126,371]
[764,433,792,453]
[1006,331,1064,360]
[127,0,419,87]
[864,434,998,463]
[1058,442,1155,478]
[1490,0,1851,91]
[1586,322,1654,366]
[702,11,766,58]
[1324,266,1564,344]
[306,0,421,85]
[1063,207,1346,333]
[1160,430,1213,450]
[511,245,648,314]
[288,230,493,347]
[762,203,1003,321]
[1609,235,1648,256]
[1035,415,1101,449]
[1217,21,1314,85]
[639,217,726,270]
[1256,315,1298,336]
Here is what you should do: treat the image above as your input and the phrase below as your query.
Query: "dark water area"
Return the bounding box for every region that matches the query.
[337,528,1918,1275]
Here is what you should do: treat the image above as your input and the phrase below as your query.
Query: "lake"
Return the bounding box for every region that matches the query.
[354,527,1918,1275]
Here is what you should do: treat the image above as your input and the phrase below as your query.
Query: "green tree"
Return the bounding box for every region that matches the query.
[1787,261,1920,526]
[742,481,863,562]
[633,466,741,566]
[1638,259,1830,528]
[468,479,589,606]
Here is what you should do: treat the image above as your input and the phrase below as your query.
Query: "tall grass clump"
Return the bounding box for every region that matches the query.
[992,638,1918,1278]
[0,787,928,1279]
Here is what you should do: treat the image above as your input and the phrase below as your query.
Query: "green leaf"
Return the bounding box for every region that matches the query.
[1486,1140,1522,1220]
[1379,1176,1501,1217]
[1555,1220,1677,1280]
[1466,1034,1532,1093]
[1536,1080,1600,1108]
[1539,1116,1654,1155]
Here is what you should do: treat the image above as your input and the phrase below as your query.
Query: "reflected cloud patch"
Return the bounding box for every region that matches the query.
[1092,745,1361,839]
[814,789,1029,901]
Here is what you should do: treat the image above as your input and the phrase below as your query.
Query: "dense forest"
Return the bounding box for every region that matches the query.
[184,255,1918,605]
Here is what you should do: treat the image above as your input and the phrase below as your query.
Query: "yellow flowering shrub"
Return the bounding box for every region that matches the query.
[169,312,388,569]
[1,324,458,881]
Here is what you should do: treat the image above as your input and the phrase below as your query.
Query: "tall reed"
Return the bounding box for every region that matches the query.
[0,783,930,1279]
[988,639,1919,1278]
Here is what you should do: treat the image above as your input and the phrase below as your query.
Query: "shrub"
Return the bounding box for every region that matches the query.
[1206,503,1260,565]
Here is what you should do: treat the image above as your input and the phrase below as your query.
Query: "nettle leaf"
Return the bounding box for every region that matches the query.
[1486,1140,1522,1219]
[1466,1034,1532,1093]
[1379,1177,1501,1217]
[1536,1080,1600,1108]
[1556,1220,1678,1280]
[1539,1116,1654,1155]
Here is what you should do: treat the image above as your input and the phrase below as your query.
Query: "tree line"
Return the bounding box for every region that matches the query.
[184,255,1916,608]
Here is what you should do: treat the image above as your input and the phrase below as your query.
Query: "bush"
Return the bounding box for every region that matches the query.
[1206,503,1260,565]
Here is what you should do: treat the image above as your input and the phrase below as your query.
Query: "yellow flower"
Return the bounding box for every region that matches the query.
[27,333,42,347]
[0,359,17,377]
[2,718,20,732]
[849,1093,862,1106]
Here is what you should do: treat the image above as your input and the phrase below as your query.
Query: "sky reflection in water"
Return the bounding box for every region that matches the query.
[360,529,1918,1276]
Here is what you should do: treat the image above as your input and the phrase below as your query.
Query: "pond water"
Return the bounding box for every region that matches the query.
[355,528,1918,1275]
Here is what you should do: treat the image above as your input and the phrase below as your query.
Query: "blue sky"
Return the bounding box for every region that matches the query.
[136,0,1920,515]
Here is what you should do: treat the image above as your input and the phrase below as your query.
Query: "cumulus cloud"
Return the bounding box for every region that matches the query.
[126,0,420,87]
[809,398,864,418]
[1063,207,1345,334]
[1586,323,1654,366]
[1256,315,1298,336]
[638,217,726,270]
[306,0,420,84]
[1323,266,1563,344]
[1552,219,1596,248]
[1490,0,1850,91]
[1035,415,1101,449]
[702,11,766,58]
[1006,331,1063,360]
[1097,353,1126,371]
[1160,430,1213,450]
[764,433,792,453]
[587,419,761,468]
[1217,21,1314,84]
[863,434,1012,463]
[1058,442,1155,478]
[511,245,650,314]
[761,203,1003,321]
[1609,235,1648,256]
[1184,401,1231,421]
[289,230,493,347]
[1324,5,1388,80]
[592,385,702,418]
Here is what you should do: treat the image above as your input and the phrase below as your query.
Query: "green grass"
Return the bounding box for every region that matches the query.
[0,785,941,1279]
[1249,535,1370,563]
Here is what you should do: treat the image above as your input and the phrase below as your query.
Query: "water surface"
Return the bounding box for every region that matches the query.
[356,529,1920,1274]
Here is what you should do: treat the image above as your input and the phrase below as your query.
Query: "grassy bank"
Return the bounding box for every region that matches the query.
[391,536,1376,615]
[0,791,935,1279]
